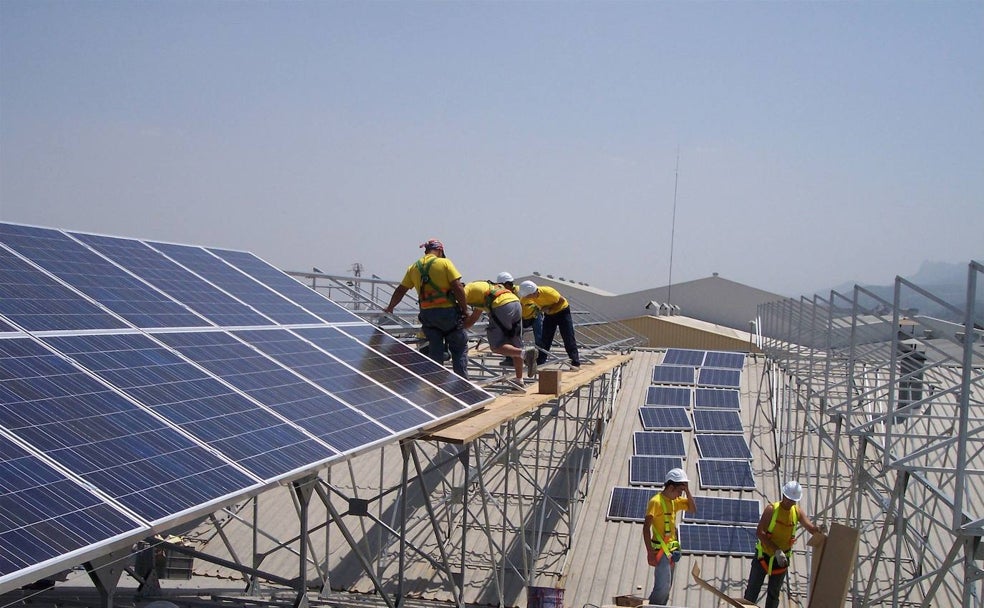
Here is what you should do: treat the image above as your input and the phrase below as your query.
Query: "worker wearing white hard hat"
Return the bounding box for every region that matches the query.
[517,280,581,368]
[642,468,696,605]
[744,481,823,608]
[495,273,543,375]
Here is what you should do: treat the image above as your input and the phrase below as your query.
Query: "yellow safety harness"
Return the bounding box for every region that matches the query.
[755,502,797,574]
[650,494,681,565]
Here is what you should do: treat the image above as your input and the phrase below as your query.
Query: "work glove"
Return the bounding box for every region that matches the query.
[671,550,682,563]
[773,550,788,569]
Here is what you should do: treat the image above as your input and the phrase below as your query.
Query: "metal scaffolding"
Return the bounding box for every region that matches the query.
[757,261,983,608]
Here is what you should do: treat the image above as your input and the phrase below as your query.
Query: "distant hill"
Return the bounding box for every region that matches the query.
[821,260,982,323]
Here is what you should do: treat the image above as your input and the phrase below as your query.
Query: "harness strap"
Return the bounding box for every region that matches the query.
[416,258,454,307]
[650,494,680,565]
[755,502,798,574]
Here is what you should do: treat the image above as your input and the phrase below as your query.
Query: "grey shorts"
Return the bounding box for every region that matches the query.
[487,301,522,349]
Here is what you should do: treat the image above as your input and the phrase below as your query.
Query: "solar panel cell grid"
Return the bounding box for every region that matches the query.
[150,242,322,326]
[694,388,741,410]
[662,348,706,366]
[628,455,684,486]
[692,409,743,433]
[633,431,687,458]
[702,351,746,369]
[0,435,145,578]
[679,523,757,556]
[684,496,762,525]
[42,332,337,481]
[0,337,257,522]
[697,459,756,490]
[208,247,358,324]
[606,486,656,522]
[697,368,742,388]
[695,434,753,460]
[639,407,692,431]
[71,232,272,328]
[651,365,696,385]
[645,385,692,407]
[155,330,393,453]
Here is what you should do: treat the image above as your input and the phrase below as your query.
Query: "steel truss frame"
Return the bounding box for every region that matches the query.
[170,363,625,608]
[757,261,983,608]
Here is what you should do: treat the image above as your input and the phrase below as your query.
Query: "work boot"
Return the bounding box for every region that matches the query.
[524,347,538,378]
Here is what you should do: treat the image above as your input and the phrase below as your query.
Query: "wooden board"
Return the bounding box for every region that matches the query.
[422,354,633,444]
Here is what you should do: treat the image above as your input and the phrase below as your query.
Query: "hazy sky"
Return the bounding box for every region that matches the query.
[1,1,981,298]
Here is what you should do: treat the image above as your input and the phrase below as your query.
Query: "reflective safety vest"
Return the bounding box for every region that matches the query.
[650,494,681,565]
[755,502,798,574]
[415,258,455,309]
[483,281,512,310]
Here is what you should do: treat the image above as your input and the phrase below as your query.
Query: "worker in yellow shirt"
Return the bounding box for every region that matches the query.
[461,281,537,391]
[517,280,581,368]
[643,468,696,605]
[743,481,822,608]
[495,272,543,373]
[384,239,469,378]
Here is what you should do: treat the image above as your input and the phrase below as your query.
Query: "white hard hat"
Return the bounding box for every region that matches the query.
[518,280,538,298]
[496,272,514,284]
[782,481,803,502]
[665,468,689,484]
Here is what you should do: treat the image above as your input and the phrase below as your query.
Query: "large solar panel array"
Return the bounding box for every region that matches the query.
[0,222,493,591]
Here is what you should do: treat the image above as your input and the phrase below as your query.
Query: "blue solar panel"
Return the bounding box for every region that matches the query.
[628,455,684,486]
[639,407,692,431]
[70,232,273,327]
[0,223,208,329]
[41,332,337,481]
[684,496,762,525]
[154,330,394,452]
[663,349,706,366]
[697,459,756,490]
[692,409,743,433]
[679,523,757,556]
[150,242,323,326]
[645,386,692,407]
[695,434,753,460]
[295,326,468,420]
[340,324,491,407]
[697,367,742,388]
[606,486,655,522]
[0,435,145,580]
[633,431,687,458]
[230,328,437,433]
[0,337,256,522]
[0,245,129,332]
[694,388,741,410]
[208,247,358,324]
[651,365,696,384]
[703,351,746,370]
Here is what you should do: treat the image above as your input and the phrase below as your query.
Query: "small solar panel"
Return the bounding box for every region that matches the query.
[692,409,743,433]
[695,434,753,460]
[703,351,746,370]
[639,407,691,431]
[628,455,684,486]
[684,496,762,525]
[633,431,687,458]
[606,486,656,522]
[697,367,742,388]
[645,386,692,407]
[651,365,696,385]
[679,523,757,556]
[694,388,741,410]
[697,459,756,490]
[663,348,706,366]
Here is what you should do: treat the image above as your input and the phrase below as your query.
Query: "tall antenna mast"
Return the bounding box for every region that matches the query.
[667,147,680,306]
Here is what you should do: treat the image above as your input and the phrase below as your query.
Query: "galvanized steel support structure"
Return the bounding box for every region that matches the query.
[757,261,983,608]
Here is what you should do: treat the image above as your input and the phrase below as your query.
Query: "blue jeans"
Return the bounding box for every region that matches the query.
[743,556,785,608]
[418,307,468,379]
[648,554,674,605]
[538,307,579,366]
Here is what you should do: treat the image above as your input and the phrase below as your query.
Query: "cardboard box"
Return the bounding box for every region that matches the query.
[808,523,859,608]
[538,370,563,395]
[613,595,645,607]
